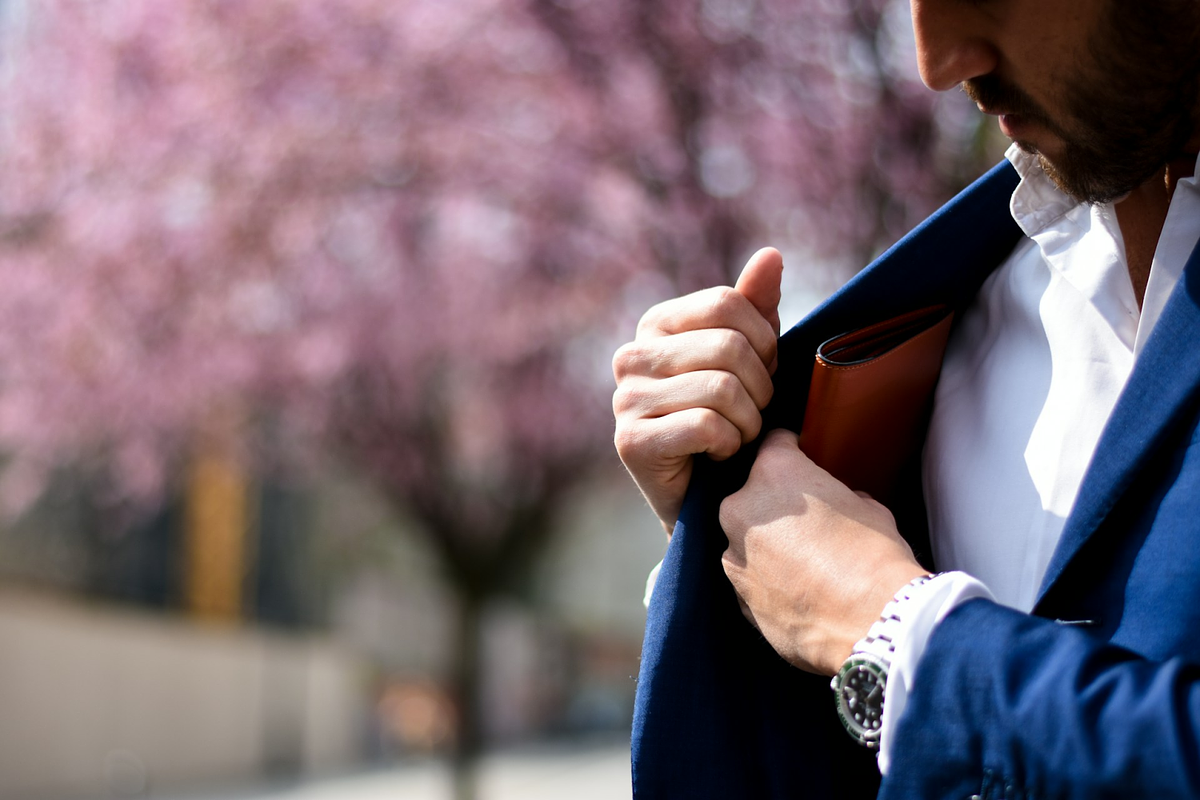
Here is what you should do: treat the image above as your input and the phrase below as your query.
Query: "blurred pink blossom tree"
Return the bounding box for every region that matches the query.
[0,0,987,794]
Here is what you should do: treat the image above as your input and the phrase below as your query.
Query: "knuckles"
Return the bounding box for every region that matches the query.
[718,495,735,532]
[612,405,742,463]
[611,283,776,475]
[719,545,743,586]
[612,421,647,462]
[718,491,746,538]
[638,284,747,339]
[610,380,642,417]
[713,327,767,377]
[693,407,741,458]
[706,285,745,320]
[705,370,741,409]
[611,340,648,381]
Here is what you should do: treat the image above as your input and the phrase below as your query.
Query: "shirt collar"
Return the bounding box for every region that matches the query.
[1005,143,1200,237]
[1004,143,1137,348]
[1005,143,1081,238]
[1004,143,1200,357]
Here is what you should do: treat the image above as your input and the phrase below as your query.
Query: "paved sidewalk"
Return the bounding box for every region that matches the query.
[184,741,631,800]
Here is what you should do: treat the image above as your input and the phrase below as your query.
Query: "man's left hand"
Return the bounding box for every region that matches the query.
[719,429,928,676]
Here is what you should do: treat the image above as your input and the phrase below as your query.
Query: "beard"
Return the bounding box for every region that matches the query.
[964,2,1200,205]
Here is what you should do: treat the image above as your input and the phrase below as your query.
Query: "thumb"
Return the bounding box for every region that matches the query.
[734,247,783,337]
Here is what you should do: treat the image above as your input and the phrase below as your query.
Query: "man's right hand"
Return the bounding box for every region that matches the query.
[611,247,783,534]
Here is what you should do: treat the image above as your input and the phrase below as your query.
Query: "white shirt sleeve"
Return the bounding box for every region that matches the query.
[876,570,995,774]
[644,559,663,608]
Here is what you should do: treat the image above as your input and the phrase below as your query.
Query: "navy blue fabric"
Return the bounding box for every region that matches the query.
[884,215,1200,799]
[633,154,1200,798]
[631,162,1023,799]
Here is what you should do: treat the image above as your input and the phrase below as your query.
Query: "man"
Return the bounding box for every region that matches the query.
[614,0,1200,797]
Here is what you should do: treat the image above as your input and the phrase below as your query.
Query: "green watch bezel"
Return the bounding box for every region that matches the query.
[831,651,889,749]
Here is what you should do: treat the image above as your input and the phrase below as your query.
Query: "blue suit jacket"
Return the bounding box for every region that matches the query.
[632,161,1200,799]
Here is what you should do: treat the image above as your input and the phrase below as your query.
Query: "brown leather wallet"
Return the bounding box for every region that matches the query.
[796,305,954,505]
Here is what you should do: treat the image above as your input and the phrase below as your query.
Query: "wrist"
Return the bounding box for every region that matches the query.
[829,563,931,673]
[831,573,938,749]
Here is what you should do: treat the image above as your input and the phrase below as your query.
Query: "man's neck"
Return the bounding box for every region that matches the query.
[1114,154,1197,309]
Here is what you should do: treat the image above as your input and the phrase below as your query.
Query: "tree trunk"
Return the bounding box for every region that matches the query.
[450,589,485,800]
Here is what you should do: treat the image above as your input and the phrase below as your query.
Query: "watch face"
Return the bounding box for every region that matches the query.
[833,654,888,748]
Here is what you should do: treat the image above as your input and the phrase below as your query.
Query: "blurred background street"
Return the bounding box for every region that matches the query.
[170,741,630,800]
[0,476,656,800]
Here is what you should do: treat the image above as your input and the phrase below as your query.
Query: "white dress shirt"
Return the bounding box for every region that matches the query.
[877,144,1200,773]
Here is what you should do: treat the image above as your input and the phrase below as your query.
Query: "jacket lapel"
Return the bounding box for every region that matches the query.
[768,161,1022,431]
[632,161,1023,800]
[1036,236,1200,605]
[764,162,1022,560]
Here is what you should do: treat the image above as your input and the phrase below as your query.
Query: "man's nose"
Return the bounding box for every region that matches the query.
[910,0,999,91]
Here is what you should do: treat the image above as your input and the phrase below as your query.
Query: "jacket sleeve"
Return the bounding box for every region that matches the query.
[881,598,1200,800]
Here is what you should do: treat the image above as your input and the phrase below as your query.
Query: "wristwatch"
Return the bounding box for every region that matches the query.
[830,574,935,749]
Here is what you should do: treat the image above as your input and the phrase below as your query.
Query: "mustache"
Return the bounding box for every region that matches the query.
[962,75,1049,123]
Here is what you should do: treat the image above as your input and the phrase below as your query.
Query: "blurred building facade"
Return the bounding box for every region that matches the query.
[0,589,362,798]
[0,460,659,797]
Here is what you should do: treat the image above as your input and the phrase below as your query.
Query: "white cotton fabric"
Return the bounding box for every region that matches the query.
[875,571,993,774]
[878,144,1200,772]
[644,559,662,607]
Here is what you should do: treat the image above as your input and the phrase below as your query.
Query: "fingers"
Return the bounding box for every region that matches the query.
[613,311,778,475]
[614,369,765,452]
[637,284,778,375]
[729,428,903,541]
[613,401,744,530]
[612,327,775,410]
[615,405,745,466]
[734,247,783,337]
[610,246,783,532]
